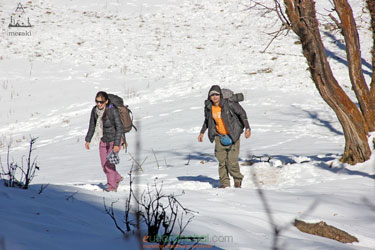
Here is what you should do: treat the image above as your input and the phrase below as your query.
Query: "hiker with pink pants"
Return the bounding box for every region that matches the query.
[85,91,123,192]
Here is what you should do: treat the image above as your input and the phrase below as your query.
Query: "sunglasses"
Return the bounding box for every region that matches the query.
[95,100,106,104]
[210,94,220,97]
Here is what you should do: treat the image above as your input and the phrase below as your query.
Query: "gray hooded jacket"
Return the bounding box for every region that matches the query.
[85,104,123,146]
[200,85,250,143]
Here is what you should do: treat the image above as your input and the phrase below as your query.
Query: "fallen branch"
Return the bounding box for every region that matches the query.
[294,220,359,243]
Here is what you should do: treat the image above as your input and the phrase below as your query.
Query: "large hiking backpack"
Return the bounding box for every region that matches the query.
[221,88,244,102]
[108,93,137,133]
[221,89,245,126]
[204,88,244,107]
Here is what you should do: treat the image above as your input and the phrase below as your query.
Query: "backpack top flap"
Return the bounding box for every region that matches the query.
[108,94,124,107]
[221,88,244,102]
[221,88,234,99]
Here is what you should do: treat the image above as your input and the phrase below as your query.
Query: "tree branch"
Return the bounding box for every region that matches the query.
[366,0,375,100]
[104,198,126,235]
[333,0,375,130]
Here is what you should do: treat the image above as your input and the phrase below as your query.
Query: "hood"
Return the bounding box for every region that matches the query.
[207,85,223,98]
[206,85,224,106]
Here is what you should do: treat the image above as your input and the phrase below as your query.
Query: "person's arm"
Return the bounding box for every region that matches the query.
[231,102,251,139]
[198,110,208,142]
[85,107,96,148]
[231,102,250,130]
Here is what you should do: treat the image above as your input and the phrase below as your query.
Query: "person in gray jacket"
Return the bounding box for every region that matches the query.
[85,91,123,192]
[198,85,251,188]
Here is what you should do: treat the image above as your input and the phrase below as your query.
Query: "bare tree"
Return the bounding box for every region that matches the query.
[0,137,39,189]
[253,0,375,164]
[22,137,39,189]
[104,159,199,249]
[134,180,198,249]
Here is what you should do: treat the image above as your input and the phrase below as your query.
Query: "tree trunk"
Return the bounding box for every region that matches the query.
[366,0,375,101]
[333,0,375,131]
[283,0,372,164]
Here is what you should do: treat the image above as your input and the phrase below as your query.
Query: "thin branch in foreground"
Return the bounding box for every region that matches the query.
[251,167,319,250]
[251,172,280,250]
[104,198,126,235]
[261,24,289,53]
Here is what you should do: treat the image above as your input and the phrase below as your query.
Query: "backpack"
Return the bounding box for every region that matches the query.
[204,88,244,107]
[107,94,136,133]
[221,89,245,127]
[221,88,244,102]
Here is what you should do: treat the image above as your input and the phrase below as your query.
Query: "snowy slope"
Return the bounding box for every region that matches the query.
[0,0,374,249]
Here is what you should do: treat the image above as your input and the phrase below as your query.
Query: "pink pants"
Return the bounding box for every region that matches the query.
[99,140,122,190]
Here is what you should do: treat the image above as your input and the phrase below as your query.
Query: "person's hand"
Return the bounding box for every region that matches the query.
[113,146,120,153]
[245,129,251,139]
[85,142,90,150]
[198,133,204,142]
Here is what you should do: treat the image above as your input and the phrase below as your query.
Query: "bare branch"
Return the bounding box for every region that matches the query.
[128,153,146,172]
[328,13,342,29]
[274,0,291,28]
[104,198,126,235]
[261,24,289,53]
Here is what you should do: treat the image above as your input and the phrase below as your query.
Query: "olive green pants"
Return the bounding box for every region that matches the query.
[214,136,244,187]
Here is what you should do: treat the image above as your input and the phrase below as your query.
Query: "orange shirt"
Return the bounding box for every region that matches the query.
[212,105,229,135]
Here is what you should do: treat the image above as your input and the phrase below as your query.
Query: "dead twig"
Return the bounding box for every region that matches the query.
[261,24,289,53]
[128,153,147,172]
[152,149,160,169]
[103,198,126,235]
[328,13,342,30]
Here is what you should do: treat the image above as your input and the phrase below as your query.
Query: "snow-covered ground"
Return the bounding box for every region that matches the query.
[0,0,374,249]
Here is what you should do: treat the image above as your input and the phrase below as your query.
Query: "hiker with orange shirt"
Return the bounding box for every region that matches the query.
[198,85,251,188]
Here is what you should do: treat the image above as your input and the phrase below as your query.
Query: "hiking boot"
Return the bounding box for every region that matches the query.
[104,187,117,192]
[234,181,242,188]
[218,184,230,189]
[104,185,117,192]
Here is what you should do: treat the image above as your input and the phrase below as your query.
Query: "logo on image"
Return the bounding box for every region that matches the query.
[8,2,32,36]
